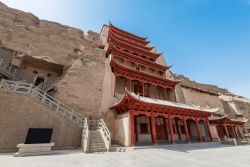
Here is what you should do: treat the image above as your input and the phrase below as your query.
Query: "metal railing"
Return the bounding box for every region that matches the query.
[97,119,111,151]
[0,79,86,128]
[82,117,89,153]
[0,62,24,81]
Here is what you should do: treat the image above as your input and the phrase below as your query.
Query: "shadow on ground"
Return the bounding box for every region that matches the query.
[133,142,233,153]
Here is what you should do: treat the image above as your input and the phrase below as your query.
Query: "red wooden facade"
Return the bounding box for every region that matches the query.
[209,116,246,139]
[111,90,214,145]
[107,23,246,146]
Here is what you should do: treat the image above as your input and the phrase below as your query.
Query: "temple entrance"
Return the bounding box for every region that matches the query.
[135,115,152,144]
[155,117,166,142]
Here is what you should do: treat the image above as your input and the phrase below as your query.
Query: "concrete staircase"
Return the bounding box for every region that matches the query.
[0,79,86,128]
[0,79,111,153]
[82,119,110,153]
[88,130,107,153]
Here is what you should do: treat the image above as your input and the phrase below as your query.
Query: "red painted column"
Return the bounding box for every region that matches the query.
[164,117,169,141]
[151,113,157,144]
[154,85,157,99]
[195,119,202,142]
[164,88,167,100]
[205,118,213,141]
[168,116,175,144]
[130,111,135,146]
[176,119,181,141]
[183,117,190,143]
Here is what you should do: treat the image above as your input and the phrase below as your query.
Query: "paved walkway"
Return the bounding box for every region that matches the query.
[1,143,250,167]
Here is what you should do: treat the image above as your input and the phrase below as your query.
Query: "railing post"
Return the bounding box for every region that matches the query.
[14,81,19,92]
[28,84,33,94]
[56,101,61,112]
[42,92,46,103]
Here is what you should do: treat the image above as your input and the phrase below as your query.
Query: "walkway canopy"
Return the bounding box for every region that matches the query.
[209,116,248,126]
[111,90,219,119]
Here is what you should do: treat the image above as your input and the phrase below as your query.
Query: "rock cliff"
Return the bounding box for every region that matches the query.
[0,2,106,118]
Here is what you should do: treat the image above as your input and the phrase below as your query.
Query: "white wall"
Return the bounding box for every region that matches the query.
[114,113,130,147]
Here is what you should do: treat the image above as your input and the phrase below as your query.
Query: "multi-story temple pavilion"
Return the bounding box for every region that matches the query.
[100,23,240,146]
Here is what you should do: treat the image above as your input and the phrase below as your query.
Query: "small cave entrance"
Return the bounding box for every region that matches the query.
[34,76,45,87]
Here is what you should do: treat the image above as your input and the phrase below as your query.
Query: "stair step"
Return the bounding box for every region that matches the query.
[89,146,107,149]
[87,130,108,153]
[89,142,105,145]
[89,149,107,153]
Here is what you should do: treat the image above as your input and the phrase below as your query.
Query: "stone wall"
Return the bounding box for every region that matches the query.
[0,91,82,152]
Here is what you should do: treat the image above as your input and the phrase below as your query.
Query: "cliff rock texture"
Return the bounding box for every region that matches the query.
[174,74,250,128]
[0,3,106,118]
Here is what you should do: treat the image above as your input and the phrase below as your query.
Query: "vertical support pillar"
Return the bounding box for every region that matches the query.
[183,117,190,143]
[164,117,169,142]
[130,111,135,146]
[164,88,167,100]
[176,119,181,141]
[168,116,175,144]
[224,124,229,138]
[173,87,177,102]
[151,113,157,144]
[233,126,239,139]
[237,126,242,139]
[114,75,116,97]
[195,119,202,142]
[242,126,246,136]
[154,85,156,99]
[232,126,239,139]
[231,125,237,138]
[205,118,213,141]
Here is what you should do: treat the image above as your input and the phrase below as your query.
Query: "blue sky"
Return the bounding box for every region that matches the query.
[2,0,250,98]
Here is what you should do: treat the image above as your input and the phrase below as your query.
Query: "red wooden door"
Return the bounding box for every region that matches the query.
[155,117,166,141]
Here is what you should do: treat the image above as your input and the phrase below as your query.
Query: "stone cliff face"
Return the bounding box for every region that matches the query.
[174,74,250,129]
[174,74,232,96]
[0,3,106,118]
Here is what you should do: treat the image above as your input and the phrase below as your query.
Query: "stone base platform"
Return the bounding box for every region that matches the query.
[14,142,55,157]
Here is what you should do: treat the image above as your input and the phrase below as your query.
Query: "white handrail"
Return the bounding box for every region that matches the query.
[97,119,111,151]
[82,117,89,153]
[0,79,86,128]
[0,62,24,81]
